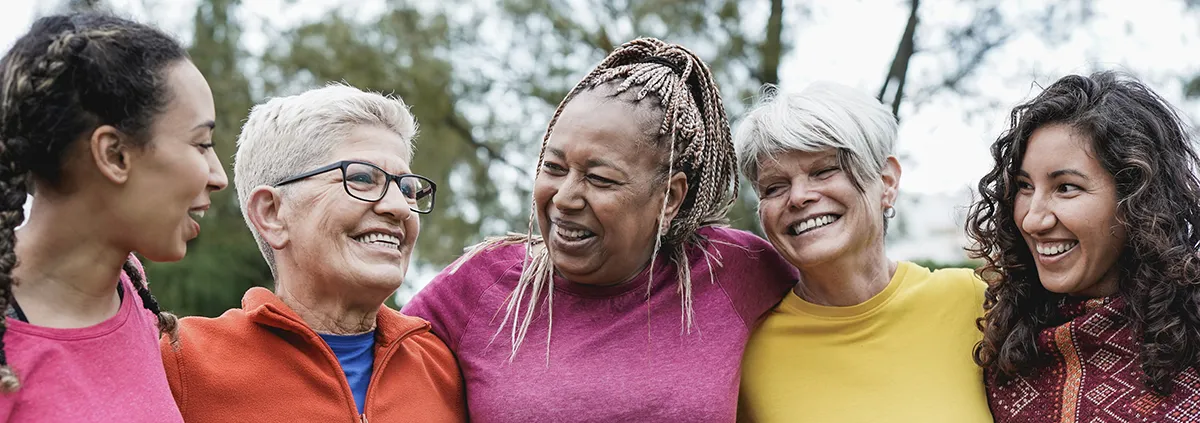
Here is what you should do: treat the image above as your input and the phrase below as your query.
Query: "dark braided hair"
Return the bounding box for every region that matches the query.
[966,71,1200,394]
[0,12,189,392]
[454,38,737,361]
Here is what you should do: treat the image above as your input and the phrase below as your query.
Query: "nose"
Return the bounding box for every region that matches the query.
[786,180,819,210]
[1019,192,1056,235]
[550,174,586,212]
[207,150,229,192]
[374,181,415,222]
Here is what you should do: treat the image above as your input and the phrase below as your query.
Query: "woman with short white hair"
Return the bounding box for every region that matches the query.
[159,84,466,423]
[735,83,992,422]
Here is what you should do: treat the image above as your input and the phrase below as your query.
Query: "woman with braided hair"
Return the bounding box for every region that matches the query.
[968,72,1200,422]
[402,38,797,421]
[0,13,226,422]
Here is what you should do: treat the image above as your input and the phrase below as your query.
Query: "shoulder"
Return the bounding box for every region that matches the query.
[900,262,986,306]
[162,308,256,356]
[414,242,525,299]
[402,241,526,344]
[693,226,780,260]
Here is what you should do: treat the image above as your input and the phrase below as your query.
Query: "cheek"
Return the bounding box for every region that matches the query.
[757,200,782,231]
[532,177,556,211]
[406,218,421,245]
[1012,197,1030,229]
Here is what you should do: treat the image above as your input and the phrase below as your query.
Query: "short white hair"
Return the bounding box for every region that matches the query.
[733,82,897,192]
[233,83,418,275]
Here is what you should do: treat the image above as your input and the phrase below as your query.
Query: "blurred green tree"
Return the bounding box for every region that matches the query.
[146,0,273,317]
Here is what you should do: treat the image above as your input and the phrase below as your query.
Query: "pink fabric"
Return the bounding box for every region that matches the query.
[0,256,183,422]
[403,226,798,422]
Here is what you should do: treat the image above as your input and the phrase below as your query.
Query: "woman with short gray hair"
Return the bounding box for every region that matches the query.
[159,84,465,422]
[735,82,992,422]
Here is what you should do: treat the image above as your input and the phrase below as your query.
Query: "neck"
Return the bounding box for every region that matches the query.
[274,266,384,335]
[12,197,129,327]
[794,244,896,307]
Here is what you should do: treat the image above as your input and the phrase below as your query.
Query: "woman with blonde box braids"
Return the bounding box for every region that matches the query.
[403,38,797,421]
[0,12,226,422]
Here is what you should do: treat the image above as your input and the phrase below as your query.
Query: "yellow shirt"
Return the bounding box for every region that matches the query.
[738,261,992,423]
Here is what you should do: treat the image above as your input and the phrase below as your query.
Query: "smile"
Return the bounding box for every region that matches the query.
[555,226,595,241]
[354,232,404,251]
[787,214,840,236]
[1036,241,1078,257]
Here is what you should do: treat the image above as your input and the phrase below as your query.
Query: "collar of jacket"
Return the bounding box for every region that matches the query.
[239,287,430,347]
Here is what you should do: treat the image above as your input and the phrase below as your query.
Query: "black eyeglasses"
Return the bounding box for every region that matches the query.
[274,160,437,214]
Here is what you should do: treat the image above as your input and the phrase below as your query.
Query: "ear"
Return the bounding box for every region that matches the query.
[880,156,902,209]
[247,186,289,250]
[88,125,132,184]
[660,171,689,232]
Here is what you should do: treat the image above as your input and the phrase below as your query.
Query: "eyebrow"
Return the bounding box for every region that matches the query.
[546,147,628,177]
[1016,169,1090,180]
[194,120,216,131]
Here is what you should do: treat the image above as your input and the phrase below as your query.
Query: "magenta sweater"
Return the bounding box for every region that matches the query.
[403,226,797,422]
[0,256,183,422]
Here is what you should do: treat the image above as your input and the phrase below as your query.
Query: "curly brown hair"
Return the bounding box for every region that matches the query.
[965,71,1200,394]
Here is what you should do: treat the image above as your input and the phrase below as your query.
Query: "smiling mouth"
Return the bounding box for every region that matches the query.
[354,233,404,251]
[1036,241,1078,257]
[787,214,840,236]
[555,226,594,241]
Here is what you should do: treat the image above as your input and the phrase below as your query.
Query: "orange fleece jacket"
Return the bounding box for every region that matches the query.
[160,287,466,423]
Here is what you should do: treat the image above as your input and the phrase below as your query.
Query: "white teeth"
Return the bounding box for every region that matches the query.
[791,215,837,235]
[354,232,402,250]
[189,210,205,219]
[556,226,593,240]
[1036,241,1078,256]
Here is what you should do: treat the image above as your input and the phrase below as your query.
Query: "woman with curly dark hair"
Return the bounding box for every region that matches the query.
[966,71,1200,423]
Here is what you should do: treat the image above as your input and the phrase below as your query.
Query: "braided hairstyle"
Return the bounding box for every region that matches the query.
[966,71,1200,394]
[0,13,189,392]
[455,38,737,361]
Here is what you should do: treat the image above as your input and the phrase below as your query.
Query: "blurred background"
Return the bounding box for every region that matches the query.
[4,0,1199,316]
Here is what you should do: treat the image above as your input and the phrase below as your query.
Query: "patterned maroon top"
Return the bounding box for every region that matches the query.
[987,297,1200,422]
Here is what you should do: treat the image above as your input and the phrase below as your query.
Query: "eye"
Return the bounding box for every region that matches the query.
[1016,180,1033,191]
[814,166,840,179]
[542,162,568,176]
[761,184,786,198]
[1057,183,1082,194]
[196,142,215,152]
[346,171,377,184]
[586,174,617,188]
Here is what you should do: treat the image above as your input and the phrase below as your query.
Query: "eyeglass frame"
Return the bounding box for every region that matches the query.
[273,160,437,214]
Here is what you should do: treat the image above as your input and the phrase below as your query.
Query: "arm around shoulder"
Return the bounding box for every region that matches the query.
[401,244,523,351]
[699,227,799,328]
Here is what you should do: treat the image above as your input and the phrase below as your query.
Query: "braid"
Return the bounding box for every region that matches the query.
[481,38,738,361]
[0,151,27,392]
[0,13,188,392]
[123,258,179,346]
[0,24,95,394]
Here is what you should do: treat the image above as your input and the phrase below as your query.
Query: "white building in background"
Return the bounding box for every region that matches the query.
[886,188,977,265]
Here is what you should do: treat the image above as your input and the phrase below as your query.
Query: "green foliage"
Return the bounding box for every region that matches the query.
[259,5,511,274]
[142,0,791,315]
[146,0,272,317]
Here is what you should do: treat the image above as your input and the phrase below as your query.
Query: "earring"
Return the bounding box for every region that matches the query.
[883,206,896,219]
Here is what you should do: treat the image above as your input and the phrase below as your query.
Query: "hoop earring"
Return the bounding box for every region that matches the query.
[883,206,896,219]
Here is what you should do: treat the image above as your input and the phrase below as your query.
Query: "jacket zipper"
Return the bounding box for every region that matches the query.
[358,326,424,422]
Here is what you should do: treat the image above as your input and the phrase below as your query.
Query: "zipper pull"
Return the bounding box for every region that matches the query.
[360,414,368,423]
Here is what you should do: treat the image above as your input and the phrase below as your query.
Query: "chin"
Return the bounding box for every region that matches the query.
[139,244,188,263]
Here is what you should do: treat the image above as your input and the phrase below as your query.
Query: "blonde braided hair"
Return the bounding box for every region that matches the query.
[453,38,737,362]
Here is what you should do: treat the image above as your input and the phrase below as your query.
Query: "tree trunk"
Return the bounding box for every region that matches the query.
[760,0,784,85]
[878,0,919,119]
